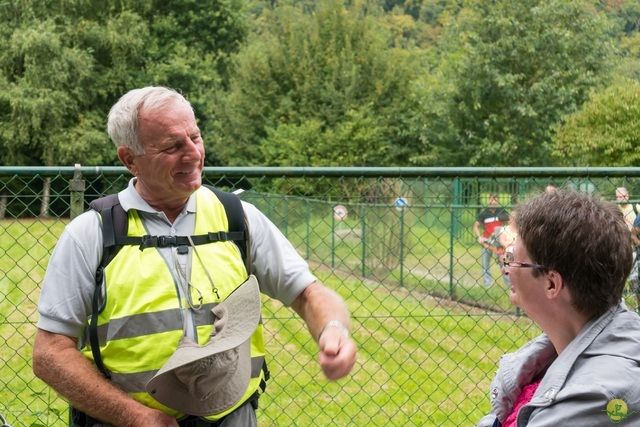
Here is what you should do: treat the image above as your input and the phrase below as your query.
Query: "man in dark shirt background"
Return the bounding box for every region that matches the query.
[473,193,510,286]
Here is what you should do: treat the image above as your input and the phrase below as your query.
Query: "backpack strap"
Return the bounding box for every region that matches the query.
[206,185,249,269]
[89,194,139,253]
[87,188,249,378]
[88,194,127,379]
[90,189,247,254]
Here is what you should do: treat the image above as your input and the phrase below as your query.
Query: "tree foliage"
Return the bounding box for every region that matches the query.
[209,0,425,168]
[0,0,247,167]
[0,0,637,169]
[417,0,616,166]
[553,78,640,166]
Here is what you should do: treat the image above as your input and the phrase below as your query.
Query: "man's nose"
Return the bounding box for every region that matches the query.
[182,139,203,160]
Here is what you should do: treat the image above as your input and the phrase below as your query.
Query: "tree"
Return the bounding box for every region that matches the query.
[553,78,640,166]
[0,2,153,216]
[0,0,248,216]
[418,0,616,166]
[0,0,249,168]
[143,0,249,154]
[209,0,425,169]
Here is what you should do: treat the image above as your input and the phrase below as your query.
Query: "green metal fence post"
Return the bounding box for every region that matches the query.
[331,212,335,269]
[399,207,404,287]
[361,209,366,277]
[449,177,460,297]
[423,177,430,223]
[284,196,289,237]
[305,201,310,260]
[69,164,85,219]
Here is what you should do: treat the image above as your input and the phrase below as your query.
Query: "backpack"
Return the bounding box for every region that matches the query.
[87,185,248,378]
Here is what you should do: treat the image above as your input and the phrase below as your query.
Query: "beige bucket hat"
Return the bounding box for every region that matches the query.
[146,275,261,416]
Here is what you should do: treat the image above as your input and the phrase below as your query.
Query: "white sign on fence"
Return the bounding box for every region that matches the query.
[333,205,348,221]
[394,197,408,211]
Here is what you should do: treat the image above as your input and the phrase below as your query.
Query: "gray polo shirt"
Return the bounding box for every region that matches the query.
[37,179,315,338]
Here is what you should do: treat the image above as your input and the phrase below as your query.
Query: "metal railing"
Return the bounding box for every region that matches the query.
[1,166,639,426]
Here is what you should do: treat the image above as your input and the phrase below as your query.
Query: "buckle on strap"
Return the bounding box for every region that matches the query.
[157,235,177,247]
[208,231,228,241]
[140,235,179,250]
[138,232,236,250]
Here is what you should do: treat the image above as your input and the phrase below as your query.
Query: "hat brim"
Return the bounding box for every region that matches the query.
[146,275,261,415]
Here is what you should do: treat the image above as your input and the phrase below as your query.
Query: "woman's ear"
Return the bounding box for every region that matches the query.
[545,269,564,300]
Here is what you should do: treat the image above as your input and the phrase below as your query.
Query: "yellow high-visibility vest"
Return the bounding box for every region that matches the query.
[82,187,266,420]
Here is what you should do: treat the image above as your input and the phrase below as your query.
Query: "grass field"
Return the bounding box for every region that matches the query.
[0,211,594,426]
[257,271,541,426]
[3,168,639,426]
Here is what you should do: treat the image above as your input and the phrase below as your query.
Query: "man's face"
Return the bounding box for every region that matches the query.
[123,101,205,205]
[616,190,629,203]
[488,196,499,206]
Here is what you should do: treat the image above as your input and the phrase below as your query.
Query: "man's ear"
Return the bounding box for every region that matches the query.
[117,146,137,175]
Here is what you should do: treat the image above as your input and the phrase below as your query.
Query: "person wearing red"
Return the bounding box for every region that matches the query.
[474,194,510,286]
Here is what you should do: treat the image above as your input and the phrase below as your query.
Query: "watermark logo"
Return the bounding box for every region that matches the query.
[602,399,636,424]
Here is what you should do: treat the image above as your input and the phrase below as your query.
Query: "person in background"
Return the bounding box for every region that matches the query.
[473,194,510,286]
[631,213,640,312]
[616,187,639,300]
[616,187,636,230]
[32,86,357,427]
[495,221,518,286]
[496,218,517,254]
[478,189,640,427]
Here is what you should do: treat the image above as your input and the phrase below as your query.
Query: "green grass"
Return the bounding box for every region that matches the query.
[281,204,518,311]
[1,216,544,426]
[259,271,539,426]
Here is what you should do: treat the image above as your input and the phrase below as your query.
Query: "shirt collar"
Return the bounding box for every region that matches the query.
[118,178,197,214]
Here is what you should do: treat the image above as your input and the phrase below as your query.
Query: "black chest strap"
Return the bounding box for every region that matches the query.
[87,186,248,378]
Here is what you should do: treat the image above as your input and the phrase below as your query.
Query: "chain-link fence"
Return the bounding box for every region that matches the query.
[2,166,639,426]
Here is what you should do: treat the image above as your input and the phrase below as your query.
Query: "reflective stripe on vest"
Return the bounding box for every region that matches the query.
[82,187,266,420]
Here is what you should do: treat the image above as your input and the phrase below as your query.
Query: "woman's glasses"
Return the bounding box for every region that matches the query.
[502,251,547,274]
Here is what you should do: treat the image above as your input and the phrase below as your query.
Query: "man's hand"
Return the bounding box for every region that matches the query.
[290,281,358,381]
[318,327,357,381]
[33,329,180,427]
[128,408,180,427]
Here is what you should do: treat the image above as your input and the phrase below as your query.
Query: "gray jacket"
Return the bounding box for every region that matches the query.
[478,302,640,427]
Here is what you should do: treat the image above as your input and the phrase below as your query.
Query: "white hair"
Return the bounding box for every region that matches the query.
[107,86,192,155]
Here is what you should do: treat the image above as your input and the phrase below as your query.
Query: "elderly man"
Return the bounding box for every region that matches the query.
[33,87,357,427]
[478,190,640,427]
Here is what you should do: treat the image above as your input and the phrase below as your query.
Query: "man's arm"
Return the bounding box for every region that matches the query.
[473,220,484,244]
[632,227,640,247]
[632,215,640,246]
[33,329,178,427]
[290,282,357,381]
